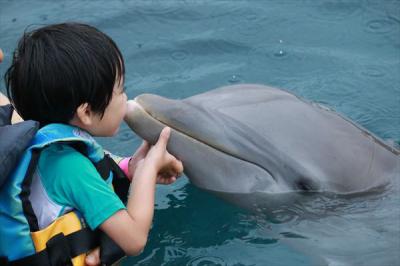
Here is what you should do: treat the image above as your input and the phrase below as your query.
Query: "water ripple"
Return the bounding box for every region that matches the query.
[228,74,243,84]
[171,50,189,61]
[243,236,278,245]
[280,231,308,239]
[250,44,343,78]
[135,0,186,16]
[187,256,227,266]
[251,44,303,62]
[365,19,397,34]
[305,0,362,22]
[39,14,48,21]
[126,71,144,85]
[118,127,134,142]
[359,65,386,78]
[129,39,249,62]
[270,209,298,224]
[227,8,267,36]
[384,0,400,23]
[165,246,186,260]
[134,1,239,21]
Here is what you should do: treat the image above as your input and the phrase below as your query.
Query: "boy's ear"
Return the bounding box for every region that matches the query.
[75,102,94,126]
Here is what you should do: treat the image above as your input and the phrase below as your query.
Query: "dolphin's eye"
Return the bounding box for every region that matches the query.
[296,179,313,191]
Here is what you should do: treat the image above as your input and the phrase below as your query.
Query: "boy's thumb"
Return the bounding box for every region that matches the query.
[156,127,171,149]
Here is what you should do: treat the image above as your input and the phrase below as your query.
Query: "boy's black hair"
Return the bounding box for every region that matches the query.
[4,22,125,126]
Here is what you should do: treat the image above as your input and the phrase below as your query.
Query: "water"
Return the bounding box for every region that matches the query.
[1,1,399,265]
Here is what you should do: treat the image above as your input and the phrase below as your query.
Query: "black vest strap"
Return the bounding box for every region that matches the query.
[70,143,130,201]
[93,155,129,264]
[20,149,41,232]
[93,154,130,202]
[0,228,99,266]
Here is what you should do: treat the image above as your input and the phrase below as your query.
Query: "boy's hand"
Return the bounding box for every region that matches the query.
[85,247,100,266]
[145,127,183,184]
[127,140,150,181]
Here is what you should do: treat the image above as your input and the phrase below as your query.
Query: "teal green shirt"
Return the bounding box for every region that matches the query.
[38,143,126,229]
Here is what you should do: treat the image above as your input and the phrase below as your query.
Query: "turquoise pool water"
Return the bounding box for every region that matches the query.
[1,1,399,265]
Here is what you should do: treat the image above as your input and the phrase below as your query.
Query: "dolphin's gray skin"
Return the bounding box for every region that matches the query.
[124,84,399,202]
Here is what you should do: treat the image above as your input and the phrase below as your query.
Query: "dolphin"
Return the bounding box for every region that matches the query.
[124,84,399,208]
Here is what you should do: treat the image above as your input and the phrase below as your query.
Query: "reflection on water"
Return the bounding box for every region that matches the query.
[0,0,399,265]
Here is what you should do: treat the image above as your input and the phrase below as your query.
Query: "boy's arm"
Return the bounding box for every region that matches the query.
[100,128,183,255]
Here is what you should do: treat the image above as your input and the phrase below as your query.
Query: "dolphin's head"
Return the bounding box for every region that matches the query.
[124,86,285,195]
[125,84,399,200]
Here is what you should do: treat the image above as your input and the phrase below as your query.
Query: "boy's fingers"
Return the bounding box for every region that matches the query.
[85,247,100,266]
[141,140,150,148]
[173,160,184,174]
[138,140,150,153]
[155,127,171,150]
[158,175,176,185]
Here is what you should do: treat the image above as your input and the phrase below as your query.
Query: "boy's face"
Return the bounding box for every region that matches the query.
[89,76,127,136]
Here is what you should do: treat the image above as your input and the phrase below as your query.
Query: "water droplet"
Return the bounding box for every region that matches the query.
[228,74,242,83]
[274,50,287,58]
[274,39,288,58]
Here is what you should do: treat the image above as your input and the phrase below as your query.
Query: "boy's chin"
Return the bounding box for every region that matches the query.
[109,126,120,136]
[95,127,119,137]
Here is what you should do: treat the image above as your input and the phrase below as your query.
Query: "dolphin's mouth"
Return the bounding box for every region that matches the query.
[127,98,277,183]
[125,98,280,193]
[129,97,233,153]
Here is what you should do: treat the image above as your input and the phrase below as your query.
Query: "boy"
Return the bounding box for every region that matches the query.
[0,23,183,265]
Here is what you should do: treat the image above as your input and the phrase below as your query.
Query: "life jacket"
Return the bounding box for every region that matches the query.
[0,104,38,187]
[0,106,130,266]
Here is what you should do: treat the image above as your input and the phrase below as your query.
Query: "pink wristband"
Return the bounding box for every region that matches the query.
[118,157,130,177]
